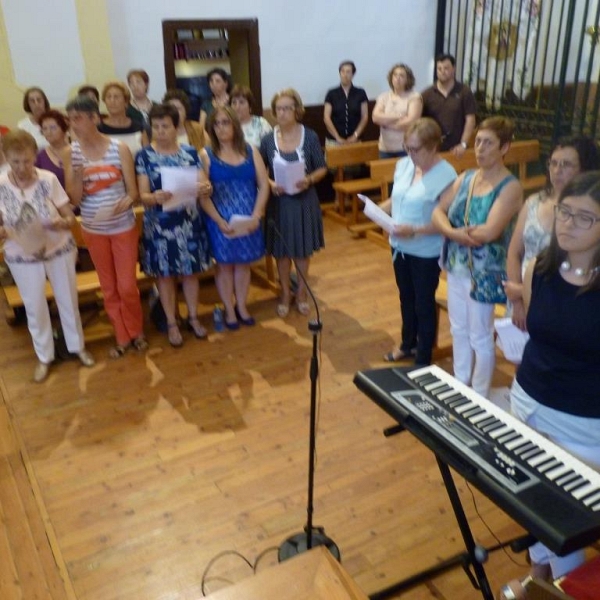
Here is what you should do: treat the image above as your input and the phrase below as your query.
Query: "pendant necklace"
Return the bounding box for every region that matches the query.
[560,260,599,278]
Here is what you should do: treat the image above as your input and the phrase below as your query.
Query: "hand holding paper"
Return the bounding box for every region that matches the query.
[357,194,395,234]
[160,166,198,212]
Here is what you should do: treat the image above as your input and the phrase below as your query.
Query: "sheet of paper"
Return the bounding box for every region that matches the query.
[273,154,305,195]
[494,318,530,364]
[160,166,198,212]
[357,194,395,234]
[226,214,255,239]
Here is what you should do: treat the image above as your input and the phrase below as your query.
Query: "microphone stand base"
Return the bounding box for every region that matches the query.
[278,529,341,562]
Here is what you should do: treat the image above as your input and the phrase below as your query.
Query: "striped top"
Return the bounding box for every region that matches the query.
[72,138,135,235]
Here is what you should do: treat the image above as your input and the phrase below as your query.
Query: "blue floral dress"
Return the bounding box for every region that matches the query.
[135,144,211,277]
[205,145,265,263]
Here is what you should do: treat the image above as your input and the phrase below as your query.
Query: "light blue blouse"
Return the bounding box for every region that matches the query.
[390,157,457,258]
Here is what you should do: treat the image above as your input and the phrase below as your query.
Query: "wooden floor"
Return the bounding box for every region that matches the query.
[0,217,535,600]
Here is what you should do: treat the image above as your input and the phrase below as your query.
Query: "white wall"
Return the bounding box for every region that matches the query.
[105,0,438,106]
[2,0,85,104]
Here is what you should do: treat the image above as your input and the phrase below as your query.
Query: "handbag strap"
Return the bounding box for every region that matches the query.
[464,171,478,272]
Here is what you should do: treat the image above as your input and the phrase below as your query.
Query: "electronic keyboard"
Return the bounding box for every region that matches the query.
[353,365,600,555]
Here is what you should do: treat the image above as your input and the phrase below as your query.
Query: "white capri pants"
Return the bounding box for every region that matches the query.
[8,249,85,364]
[446,272,496,398]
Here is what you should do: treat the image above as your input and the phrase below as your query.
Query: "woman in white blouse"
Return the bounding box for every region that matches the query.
[372,64,422,159]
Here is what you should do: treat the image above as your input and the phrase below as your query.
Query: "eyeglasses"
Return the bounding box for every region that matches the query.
[405,145,423,154]
[275,105,295,113]
[554,204,600,230]
[213,119,232,128]
[547,159,579,170]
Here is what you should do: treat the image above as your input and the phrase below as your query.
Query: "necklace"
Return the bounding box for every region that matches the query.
[10,172,36,198]
[560,260,599,278]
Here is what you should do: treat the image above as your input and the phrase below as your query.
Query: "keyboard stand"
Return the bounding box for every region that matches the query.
[371,428,526,600]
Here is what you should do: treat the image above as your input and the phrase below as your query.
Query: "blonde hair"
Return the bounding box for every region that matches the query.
[270,88,305,121]
[406,117,442,151]
[101,81,131,104]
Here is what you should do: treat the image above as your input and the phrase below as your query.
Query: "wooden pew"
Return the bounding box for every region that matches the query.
[324,141,380,222]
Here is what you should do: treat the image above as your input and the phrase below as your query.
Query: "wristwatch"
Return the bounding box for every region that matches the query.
[460,141,467,149]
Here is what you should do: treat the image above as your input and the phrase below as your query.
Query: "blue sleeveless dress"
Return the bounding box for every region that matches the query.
[205,146,265,263]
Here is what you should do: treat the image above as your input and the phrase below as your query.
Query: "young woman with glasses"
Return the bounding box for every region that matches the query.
[499,170,600,599]
[505,137,600,330]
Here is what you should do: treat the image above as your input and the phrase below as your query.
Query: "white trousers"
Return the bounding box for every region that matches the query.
[447,272,495,398]
[8,250,85,363]
[511,379,600,578]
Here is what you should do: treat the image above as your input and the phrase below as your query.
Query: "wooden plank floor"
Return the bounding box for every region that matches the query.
[0,217,535,600]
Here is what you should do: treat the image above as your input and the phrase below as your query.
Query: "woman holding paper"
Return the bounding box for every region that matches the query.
[200,106,269,328]
[379,118,456,366]
[136,103,212,346]
[0,130,95,382]
[64,94,147,358]
[500,171,600,599]
[260,89,327,317]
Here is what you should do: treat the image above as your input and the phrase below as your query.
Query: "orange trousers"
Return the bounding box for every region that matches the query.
[83,226,144,345]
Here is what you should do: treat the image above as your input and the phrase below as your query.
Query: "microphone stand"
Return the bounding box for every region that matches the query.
[271,223,340,562]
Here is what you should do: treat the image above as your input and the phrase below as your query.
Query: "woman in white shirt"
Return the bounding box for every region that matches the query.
[17,87,50,150]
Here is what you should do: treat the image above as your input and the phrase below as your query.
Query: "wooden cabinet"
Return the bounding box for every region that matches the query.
[162,19,262,119]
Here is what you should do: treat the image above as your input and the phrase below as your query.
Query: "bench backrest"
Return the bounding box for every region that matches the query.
[325,141,380,179]
[369,139,541,185]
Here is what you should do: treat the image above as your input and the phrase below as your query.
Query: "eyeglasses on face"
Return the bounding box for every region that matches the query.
[275,105,295,113]
[547,159,579,170]
[405,145,423,154]
[554,204,600,230]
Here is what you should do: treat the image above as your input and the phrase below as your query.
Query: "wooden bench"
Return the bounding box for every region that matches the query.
[350,139,545,239]
[324,140,380,222]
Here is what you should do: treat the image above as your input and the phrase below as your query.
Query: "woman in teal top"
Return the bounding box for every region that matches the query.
[380,118,456,366]
[432,117,523,398]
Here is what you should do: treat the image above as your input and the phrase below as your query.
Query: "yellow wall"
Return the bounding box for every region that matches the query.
[0,0,115,128]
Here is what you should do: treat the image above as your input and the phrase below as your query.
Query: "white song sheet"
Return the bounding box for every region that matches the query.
[226,214,255,239]
[357,194,395,234]
[273,153,305,195]
[494,318,530,364]
[160,167,198,212]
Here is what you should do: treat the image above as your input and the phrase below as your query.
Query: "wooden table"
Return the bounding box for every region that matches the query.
[204,546,369,600]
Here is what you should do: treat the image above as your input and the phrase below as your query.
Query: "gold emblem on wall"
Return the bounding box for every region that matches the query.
[490,21,518,60]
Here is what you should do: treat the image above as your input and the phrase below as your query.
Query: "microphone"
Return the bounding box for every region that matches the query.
[267,218,321,325]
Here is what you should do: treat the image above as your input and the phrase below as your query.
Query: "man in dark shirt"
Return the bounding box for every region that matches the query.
[422,54,476,156]
[323,60,369,144]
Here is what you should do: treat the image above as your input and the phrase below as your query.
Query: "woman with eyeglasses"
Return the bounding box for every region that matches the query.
[499,170,600,599]
[432,117,523,398]
[260,89,327,318]
[505,137,600,330]
[136,104,212,346]
[200,106,269,329]
[379,118,456,366]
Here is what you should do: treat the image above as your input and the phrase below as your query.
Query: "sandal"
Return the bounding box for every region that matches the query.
[499,578,529,600]
[132,336,149,351]
[109,343,130,359]
[383,348,415,362]
[167,323,183,348]
[296,301,310,316]
[187,317,208,339]
[277,303,290,318]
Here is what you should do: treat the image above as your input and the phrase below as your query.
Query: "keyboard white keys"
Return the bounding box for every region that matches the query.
[407,365,600,508]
